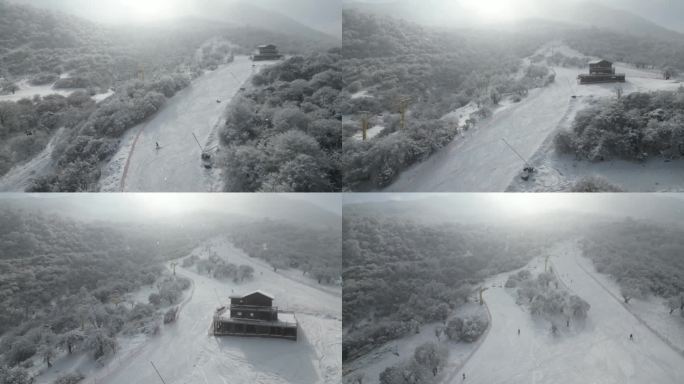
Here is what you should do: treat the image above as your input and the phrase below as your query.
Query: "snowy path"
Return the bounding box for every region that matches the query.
[82,239,340,384]
[102,56,257,192]
[385,67,579,192]
[551,242,684,358]
[384,45,683,192]
[452,244,684,384]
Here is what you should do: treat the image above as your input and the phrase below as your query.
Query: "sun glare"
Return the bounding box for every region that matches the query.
[121,0,178,22]
[135,193,188,217]
[458,0,521,23]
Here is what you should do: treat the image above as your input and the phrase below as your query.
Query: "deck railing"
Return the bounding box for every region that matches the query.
[230,304,278,311]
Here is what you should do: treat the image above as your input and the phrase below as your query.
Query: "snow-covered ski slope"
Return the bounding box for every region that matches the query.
[385,45,682,192]
[385,65,581,192]
[102,56,257,192]
[0,128,65,191]
[453,242,684,384]
[78,238,341,384]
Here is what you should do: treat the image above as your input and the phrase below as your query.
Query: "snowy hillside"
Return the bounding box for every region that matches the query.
[385,43,683,192]
[33,237,341,384]
[100,56,260,192]
[454,241,684,384]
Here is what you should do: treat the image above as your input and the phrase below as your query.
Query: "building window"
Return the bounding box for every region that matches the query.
[237,312,242,316]
[250,312,254,317]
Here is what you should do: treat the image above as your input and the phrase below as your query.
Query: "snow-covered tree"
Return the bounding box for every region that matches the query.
[567,295,590,319]
[0,366,32,384]
[460,316,488,342]
[445,317,464,341]
[348,372,365,384]
[53,372,85,384]
[39,344,56,368]
[84,328,117,360]
[620,285,641,304]
[60,329,85,354]
[238,265,254,282]
[414,342,448,377]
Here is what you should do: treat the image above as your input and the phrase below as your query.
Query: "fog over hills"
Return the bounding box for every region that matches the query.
[344,194,684,226]
[0,194,341,228]
[344,0,683,38]
[10,0,341,40]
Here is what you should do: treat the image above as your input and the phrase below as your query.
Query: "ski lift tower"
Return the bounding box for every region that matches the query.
[138,64,145,82]
[359,110,370,141]
[479,286,489,305]
[192,132,213,169]
[397,96,411,130]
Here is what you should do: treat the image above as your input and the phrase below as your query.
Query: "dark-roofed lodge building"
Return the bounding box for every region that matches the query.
[578,59,626,84]
[252,44,282,61]
[212,290,298,340]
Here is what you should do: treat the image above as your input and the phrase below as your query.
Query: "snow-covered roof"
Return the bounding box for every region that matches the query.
[589,59,612,65]
[229,289,274,300]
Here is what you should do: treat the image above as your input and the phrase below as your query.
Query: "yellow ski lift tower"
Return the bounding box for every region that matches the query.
[479,286,489,305]
[398,96,411,130]
[544,255,550,273]
[359,111,370,141]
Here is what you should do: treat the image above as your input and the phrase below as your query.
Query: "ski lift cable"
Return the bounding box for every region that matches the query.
[501,138,532,168]
[150,361,168,384]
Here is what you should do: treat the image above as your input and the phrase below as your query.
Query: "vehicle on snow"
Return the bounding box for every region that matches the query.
[201,152,213,169]
[521,166,535,181]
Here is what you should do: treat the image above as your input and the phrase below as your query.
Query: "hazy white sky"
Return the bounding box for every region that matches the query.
[0,193,342,222]
[343,193,684,221]
[349,0,684,32]
[15,0,342,37]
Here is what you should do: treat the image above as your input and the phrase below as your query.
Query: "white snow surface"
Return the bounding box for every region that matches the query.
[0,79,113,103]
[441,102,479,127]
[384,44,683,192]
[556,244,684,354]
[350,90,372,99]
[453,241,684,384]
[100,56,260,192]
[352,125,384,141]
[0,79,72,102]
[92,89,115,103]
[37,238,341,384]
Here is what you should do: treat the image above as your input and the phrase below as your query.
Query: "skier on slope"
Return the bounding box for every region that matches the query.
[518,329,520,335]
[156,142,160,150]
[463,373,466,380]
[630,333,633,341]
